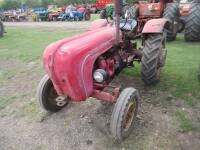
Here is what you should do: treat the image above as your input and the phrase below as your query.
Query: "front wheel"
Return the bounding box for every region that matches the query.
[110,87,139,141]
[37,74,69,112]
[141,33,167,85]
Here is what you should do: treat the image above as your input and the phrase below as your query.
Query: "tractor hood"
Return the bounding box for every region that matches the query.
[43,25,118,101]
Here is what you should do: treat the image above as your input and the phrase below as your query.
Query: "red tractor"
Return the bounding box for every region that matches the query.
[37,0,168,141]
[126,0,180,41]
[96,0,112,10]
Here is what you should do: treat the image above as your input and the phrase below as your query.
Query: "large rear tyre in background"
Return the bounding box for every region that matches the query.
[110,87,139,141]
[0,21,4,37]
[141,33,167,85]
[100,10,106,19]
[37,74,69,112]
[184,2,200,41]
[163,3,179,41]
[84,12,91,21]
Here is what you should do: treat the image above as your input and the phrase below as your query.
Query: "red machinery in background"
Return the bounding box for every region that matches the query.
[96,0,112,10]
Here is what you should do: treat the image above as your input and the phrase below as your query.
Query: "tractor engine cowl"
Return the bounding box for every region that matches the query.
[43,25,118,101]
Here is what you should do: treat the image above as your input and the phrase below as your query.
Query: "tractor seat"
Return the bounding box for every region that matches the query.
[120,19,137,32]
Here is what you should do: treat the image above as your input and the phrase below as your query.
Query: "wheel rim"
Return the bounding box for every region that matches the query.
[122,99,137,132]
[48,86,67,107]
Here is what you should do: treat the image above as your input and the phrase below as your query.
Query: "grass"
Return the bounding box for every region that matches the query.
[123,35,200,106]
[0,27,85,61]
[175,110,194,132]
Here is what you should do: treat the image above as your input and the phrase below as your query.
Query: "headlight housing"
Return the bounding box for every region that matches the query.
[93,69,107,83]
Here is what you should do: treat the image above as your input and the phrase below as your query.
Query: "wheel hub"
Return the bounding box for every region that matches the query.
[123,99,136,132]
[55,96,67,107]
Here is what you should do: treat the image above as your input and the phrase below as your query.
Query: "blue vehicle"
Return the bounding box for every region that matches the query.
[58,5,90,21]
[32,7,48,21]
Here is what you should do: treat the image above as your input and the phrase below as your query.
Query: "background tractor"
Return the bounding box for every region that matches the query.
[37,0,168,141]
[47,5,61,21]
[100,3,114,19]
[32,7,48,21]
[184,0,200,41]
[126,0,180,41]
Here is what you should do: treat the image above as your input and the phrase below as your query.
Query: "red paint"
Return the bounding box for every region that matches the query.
[142,18,168,33]
[96,0,112,10]
[91,87,120,103]
[89,19,111,30]
[43,25,118,102]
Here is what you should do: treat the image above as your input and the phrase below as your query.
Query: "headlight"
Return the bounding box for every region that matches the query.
[93,69,107,83]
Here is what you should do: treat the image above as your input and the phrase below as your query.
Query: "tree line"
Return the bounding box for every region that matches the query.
[0,0,97,10]
[0,0,139,10]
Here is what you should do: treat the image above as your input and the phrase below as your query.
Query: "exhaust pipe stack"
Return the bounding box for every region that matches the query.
[114,0,123,45]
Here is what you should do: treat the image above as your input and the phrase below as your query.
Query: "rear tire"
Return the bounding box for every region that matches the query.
[84,12,91,21]
[141,33,167,85]
[0,21,4,37]
[163,3,179,41]
[110,87,139,141]
[178,18,185,33]
[184,3,200,41]
[37,74,69,112]
[100,10,106,19]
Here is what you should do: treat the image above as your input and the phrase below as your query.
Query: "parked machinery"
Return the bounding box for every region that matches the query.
[126,0,180,41]
[58,5,90,21]
[37,0,169,141]
[32,7,48,21]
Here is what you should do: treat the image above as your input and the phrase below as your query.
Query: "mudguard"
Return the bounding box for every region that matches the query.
[43,26,118,101]
[89,19,111,30]
[142,18,169,33]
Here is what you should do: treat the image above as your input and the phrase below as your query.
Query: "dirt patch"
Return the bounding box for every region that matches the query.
[3,22,91,31]
[0,57,200,150]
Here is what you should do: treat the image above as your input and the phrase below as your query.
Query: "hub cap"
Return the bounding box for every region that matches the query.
[123,99,137,132]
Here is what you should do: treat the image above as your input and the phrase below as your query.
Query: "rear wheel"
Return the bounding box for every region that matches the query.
[100,10,106,19]
[84,12,91,21]
[110,87,139,141]
[163,3,179,41]
[37,74,69,112]
[0,21,4,37]
[184,3,200,41]
[141,33,167,85]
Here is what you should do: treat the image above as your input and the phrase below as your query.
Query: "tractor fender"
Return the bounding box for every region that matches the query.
[89,19,111,30]
[142,18,169,33]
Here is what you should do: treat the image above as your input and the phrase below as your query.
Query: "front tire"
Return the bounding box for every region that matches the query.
[184,3,200,41]
[37,74,69,112]
[141,33,167,85]
[110,87,139,141]
[163,3,179,41]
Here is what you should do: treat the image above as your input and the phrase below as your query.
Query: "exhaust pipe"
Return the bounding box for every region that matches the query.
[114,0,123,45]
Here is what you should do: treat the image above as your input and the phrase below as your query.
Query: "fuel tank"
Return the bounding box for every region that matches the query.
[43,26,118,101]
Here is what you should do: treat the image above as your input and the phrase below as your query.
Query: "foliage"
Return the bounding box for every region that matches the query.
[0,0,97,9]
